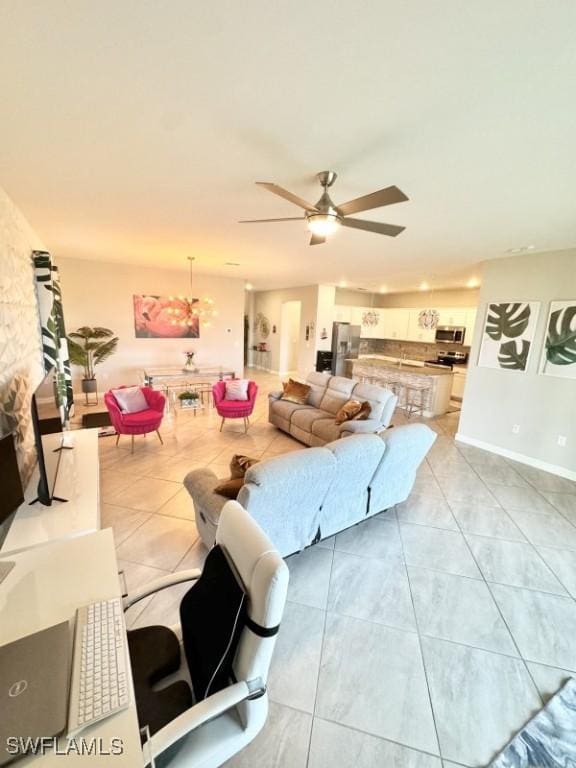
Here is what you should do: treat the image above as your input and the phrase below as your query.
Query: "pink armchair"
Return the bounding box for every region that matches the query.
[212,380,258,433]
[104,386,166,453]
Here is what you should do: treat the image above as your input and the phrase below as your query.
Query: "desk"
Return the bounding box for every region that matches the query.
[1,429,100,556]
[0,530,144,766]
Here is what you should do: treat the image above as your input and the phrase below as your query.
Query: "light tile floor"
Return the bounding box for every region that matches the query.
[85,370,576,767]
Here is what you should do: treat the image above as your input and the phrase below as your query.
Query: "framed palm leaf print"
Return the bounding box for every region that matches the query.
[541,300,576,379]
[478,301,540,372]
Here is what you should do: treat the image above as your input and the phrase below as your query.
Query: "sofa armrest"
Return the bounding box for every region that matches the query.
[183,467,229,526]
[268,390,283,401]
[339,418,386,436]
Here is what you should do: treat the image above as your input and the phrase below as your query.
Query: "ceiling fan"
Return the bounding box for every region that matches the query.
[239,171,409,246]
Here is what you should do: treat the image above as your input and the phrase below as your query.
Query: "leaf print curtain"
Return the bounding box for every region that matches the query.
[33,251,74,417]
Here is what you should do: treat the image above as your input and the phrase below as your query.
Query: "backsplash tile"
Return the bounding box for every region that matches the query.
[359,338,470,361]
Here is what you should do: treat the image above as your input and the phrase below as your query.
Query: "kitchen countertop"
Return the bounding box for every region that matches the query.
[348,357,454,377]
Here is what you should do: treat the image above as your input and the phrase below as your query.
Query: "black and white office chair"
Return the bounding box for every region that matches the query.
[122,500,289,767]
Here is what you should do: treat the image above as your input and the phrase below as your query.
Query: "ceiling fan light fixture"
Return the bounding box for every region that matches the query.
[307,212,341,237]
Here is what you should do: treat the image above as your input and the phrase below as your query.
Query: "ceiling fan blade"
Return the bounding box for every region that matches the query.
[337,185,409,217]
[239,217,304,223]
[309,234,326,246]
[341,217,406,237]
[256,182,319,212]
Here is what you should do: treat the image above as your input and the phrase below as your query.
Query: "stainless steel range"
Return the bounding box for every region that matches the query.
[425,350,468,369]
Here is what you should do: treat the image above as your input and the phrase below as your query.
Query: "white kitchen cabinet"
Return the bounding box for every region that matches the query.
[407,310,437,343]
[381,309,410,340]
[334,305,353,323]
[437,308,467,327]
[451,369,467,400]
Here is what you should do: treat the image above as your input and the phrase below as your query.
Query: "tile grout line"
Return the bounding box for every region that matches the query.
[303,542,336,768]
[433,448,547,707]
[454,453,576,600]
[395,504,444,760]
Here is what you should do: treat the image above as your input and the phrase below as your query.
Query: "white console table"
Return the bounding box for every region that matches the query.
[1,429,100,556]
[0,530,144,766]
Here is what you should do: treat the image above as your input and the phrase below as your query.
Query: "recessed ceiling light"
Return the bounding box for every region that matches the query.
[379,285,387,293]
[505,245,535,254]
[467,277,480,288]
[225,261,241,266]
[419,281,429,291]
[245,282,253,291]
[339,280,348,288]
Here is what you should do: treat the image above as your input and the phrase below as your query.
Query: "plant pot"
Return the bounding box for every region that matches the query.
[81,378,97,394]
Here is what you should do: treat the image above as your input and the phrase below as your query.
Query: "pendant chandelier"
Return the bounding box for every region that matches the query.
[167,257,218,328]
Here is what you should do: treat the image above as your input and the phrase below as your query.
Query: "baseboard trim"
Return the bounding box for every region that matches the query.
[455,433,576,482]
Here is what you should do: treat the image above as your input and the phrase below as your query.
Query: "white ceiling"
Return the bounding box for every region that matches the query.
[1,0,576,292]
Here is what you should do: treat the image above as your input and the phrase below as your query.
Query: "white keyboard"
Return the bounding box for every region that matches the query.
[67,598,130,734]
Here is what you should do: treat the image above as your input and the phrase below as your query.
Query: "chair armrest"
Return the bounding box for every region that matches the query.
[148,679,263,760]
[268,390,283,401]
[339,418,385,435]
[122,569,201,610]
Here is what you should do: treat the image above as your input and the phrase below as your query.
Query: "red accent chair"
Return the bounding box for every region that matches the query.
[104,386,166,453]
[212,380,258,433]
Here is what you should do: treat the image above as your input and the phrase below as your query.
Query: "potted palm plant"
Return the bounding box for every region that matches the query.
[67,326,119,401]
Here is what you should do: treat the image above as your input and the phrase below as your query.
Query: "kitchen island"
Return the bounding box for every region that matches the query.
[348,357,454,417]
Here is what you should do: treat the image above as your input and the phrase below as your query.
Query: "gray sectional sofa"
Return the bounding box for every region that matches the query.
[185,424,436,557]
[268,371,398,446]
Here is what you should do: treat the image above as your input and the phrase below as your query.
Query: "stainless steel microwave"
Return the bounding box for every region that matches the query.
[435,326,466,344]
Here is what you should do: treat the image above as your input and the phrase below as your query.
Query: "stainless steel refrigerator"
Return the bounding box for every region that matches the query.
[331,322,361,376]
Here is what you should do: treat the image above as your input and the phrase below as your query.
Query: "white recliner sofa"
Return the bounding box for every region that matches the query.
[268,371,397,446]
[185,424,436,558]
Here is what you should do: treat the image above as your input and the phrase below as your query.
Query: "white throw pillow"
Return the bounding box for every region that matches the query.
[112,386,149,413]
[224,379,249,401]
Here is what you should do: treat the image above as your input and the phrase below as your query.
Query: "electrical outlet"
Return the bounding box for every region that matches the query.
[512,424,520,434]
[558,435,567,447]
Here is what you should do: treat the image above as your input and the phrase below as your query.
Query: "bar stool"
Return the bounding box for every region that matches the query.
[386,378,404,406]
[404,379,432,419]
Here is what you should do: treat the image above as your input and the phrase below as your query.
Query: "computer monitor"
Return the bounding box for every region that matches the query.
[0,433,24,547]
[30,371,67,506]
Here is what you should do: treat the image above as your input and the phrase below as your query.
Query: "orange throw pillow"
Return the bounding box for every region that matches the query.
[281,378,311,404]
[229,454,259,479]
[352,401,372,421]
[214,477,245,499]
[335,399,363,425]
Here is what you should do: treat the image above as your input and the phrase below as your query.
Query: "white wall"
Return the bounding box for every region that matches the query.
[458,249,576,478]
[278,301,301,374]
[57,257,245,392]
[0,185,45,486]
[316,285,336,352]
[251,286,319,376]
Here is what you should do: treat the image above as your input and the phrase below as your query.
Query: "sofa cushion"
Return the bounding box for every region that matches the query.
[311,418,341,444]
[238,447,337,556]
[319,376,356,415]
[305,371,331,408]
[270,398,312,423]
[320,434,386,538]
[291,408,332,433]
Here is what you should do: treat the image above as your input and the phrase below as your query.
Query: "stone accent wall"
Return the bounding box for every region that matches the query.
[0,187,45,483]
